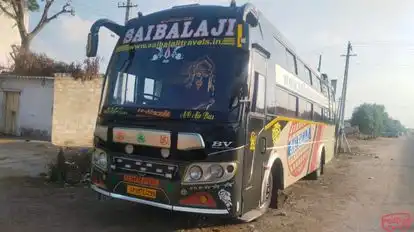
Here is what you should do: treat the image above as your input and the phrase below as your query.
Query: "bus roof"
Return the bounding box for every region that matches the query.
[126,4,240,27]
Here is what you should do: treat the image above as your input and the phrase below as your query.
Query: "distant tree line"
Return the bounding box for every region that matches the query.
[4,47,101,81]
[0,1,101,80]
[350,103,406,138]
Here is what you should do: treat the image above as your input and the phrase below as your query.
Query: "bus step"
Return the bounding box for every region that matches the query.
[238,209,263,222]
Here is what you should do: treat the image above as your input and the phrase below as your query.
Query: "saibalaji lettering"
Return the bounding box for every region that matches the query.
[122,18,237,44]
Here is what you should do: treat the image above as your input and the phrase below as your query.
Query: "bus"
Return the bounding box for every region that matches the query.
[87,1,337,222]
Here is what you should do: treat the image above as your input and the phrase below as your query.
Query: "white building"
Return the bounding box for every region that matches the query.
[0,10,29,68]
[0,75,54,140]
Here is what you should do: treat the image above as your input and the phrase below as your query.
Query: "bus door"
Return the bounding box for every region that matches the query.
[242,49,268,212]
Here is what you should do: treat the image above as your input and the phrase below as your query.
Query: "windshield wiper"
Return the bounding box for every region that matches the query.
[118,43,137,74]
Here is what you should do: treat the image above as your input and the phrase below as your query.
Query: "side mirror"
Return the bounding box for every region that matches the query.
[242,4,259,27]
[86,32,98,57]
[245,11,259,27]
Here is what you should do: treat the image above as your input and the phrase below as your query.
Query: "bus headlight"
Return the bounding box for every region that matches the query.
[189,166,203,180]
[92,149,108,171]
[182,162,237,185]
[208,164,224,179]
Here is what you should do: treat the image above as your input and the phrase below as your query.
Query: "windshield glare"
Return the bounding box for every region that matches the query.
[103,45,248,120]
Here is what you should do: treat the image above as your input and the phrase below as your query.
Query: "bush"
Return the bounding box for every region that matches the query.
[10,48,101,79]
[47,147,93,186]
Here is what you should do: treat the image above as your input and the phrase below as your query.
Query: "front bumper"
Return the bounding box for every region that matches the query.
[91,184,229,215]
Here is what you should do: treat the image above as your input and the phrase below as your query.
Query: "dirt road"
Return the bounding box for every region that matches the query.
[0,136,412,232]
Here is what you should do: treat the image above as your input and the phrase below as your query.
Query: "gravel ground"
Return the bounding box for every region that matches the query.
[0,136,412,232]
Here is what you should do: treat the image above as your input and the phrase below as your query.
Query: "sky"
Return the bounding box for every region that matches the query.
[29,0,414,128]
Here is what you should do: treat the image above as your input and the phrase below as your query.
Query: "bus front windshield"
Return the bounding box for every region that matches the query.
[103,45,248,121]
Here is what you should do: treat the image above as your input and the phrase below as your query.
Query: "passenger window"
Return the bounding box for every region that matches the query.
[267,85,277,115]
[286,49,297,75]
[144,78,155,99]
[299,99,313,120]
[305,66,313,85]
[273,37,288,68]
[275,88,288,116]
[313,76,321,92]
[321,83,328,97]
[287,94,298,117]
[297,61,311,85]
[313,104,322,121]
[322,108,330,122]
[252,72,266,114]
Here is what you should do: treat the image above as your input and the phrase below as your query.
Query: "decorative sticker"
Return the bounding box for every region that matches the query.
[115,131,126,141]
[159,135,170,146]
[151,46,184,63]
[137,108,171,118]
[184,56,215,92]
[136,133,146,144]
[218,189,232,211]
[287,122,312,177]
[189,181,234,191]
[180,110,215,120]
[272,122,281,145]
[103,106,128,115]
[249,132,256,151]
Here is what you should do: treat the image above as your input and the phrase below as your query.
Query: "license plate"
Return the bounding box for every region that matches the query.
[126,185,156,199]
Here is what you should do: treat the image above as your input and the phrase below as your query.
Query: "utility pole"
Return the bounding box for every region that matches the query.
[118,0,138,24]
[336,41,357,154]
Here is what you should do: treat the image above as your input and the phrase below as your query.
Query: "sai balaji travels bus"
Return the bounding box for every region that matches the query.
[87,1,337,222]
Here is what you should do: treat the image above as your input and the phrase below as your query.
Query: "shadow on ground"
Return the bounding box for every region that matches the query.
[0,176,243,232]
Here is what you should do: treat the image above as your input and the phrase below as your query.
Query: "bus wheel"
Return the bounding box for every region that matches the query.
[269,163,284,209]
[259,172,273,210]
[308,151,325,180]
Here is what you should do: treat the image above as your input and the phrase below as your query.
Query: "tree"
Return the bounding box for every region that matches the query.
[0,0,75,52]
[350,103,387,137]
[351,103,406,138]
[384,117,406,136]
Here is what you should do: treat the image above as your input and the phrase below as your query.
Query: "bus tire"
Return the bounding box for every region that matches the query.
[269,160,284,209]
[308,149,325,180]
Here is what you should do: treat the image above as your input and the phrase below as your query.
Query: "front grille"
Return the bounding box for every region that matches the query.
[108,143,207,161]
[111,156,179,179]
[110,143,162,158]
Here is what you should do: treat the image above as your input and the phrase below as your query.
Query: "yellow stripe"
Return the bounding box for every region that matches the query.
[237,24,243,48]
[264,116,328,131]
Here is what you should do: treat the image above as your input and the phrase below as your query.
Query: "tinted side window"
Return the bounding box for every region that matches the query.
[267,84,277,115]
[252,72,266,114]
[322,108,330,122]
[273,37,288,68]
[313,76,321,92]
[286,49,297,75]
[275,88,289,116]
[297,61,311,85]
[288,94,298,117]
[313,104,322,121]
[305,66,313,85]
[321,83,329,97]
[275,88,297,117]
[299,98,313,120]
